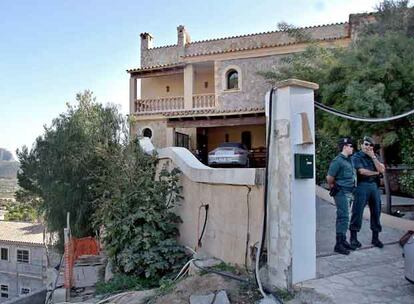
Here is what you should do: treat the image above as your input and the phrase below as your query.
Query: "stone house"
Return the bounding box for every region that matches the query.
[127,14,369,163]
[0,221,47,302]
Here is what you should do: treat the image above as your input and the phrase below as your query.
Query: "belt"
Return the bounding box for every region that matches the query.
[339,186,354,192]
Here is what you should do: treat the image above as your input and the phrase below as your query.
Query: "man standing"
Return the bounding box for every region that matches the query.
[327,137,356,255]
[350,136,386,248]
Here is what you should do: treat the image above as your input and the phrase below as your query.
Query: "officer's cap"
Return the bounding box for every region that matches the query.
[363,136,375,145]
[338,137,354,146]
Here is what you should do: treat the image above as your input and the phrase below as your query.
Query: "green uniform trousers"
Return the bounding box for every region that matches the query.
[350,182,382,232]
[334,189,353,235]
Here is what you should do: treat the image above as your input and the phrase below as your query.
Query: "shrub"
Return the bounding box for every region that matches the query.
[315,131,338,185]
[95,140,188,280]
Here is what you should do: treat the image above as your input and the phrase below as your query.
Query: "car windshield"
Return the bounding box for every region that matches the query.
[218,143,246,149]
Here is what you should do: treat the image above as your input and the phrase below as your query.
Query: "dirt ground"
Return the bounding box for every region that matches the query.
[150,273,262,304]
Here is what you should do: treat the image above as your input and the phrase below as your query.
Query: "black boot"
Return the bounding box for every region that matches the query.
[334,234,350,255]
[350,230,362,249]
[343,237,357,251]
[372,231,384,248]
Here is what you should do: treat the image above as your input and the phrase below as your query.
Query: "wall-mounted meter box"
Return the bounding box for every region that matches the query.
[294,154,314,179]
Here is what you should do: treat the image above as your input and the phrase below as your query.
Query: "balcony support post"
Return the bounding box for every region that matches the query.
[129,76,138,113]
[166,127,176,147]
[184,64,194,109]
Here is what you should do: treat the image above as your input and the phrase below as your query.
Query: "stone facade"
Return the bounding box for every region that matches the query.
[215,55,283,109]
[133,118,168,148]
[141,45,181,68]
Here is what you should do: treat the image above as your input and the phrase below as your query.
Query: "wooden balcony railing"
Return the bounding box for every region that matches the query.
[135,96,184,113]
[192,93,216,109]
[134,93,216,114]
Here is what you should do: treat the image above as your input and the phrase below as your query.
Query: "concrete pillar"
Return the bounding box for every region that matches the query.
[166,127,176,147]
[184,64,194,109]
[129,76,137,114]
[265,79,319,290]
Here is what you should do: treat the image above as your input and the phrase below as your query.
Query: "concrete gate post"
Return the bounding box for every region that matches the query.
[265,79,319,289]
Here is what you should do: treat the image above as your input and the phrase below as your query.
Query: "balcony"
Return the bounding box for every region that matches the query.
[134,93,215,114]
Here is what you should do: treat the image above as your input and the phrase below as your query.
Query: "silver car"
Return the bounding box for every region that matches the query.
[208,143,250,167]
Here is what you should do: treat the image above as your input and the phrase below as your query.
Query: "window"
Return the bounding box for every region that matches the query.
[175,132,189,149]
[0,285,8,298]
[166,85,170,92]
[0,248,8,261]
[225,134,230,142]
[226,70,238,90]
[204,81,208,89]
[17,249,29,263]
[142,128,152,139]
[20,288,30,295]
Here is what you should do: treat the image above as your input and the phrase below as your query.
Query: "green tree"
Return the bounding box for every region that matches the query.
[17,91,124,244]
[17,91,188,280]
[261,1,414,187]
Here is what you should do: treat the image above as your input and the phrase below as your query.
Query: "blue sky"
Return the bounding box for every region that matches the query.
[0,0,384,158]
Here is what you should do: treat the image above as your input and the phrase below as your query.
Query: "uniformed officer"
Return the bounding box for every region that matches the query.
[327,137,356,255]
[349,136,385,248]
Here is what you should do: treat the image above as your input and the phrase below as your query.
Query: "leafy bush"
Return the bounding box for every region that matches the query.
[95,273,157,295]
[398,117,414,196]
[4,203,37,222]
[94,140,188,280]
[315,131,338,185]
[399,173,414,196]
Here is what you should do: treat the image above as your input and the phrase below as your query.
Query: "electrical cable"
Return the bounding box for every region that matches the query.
[255,87,283,304]
[254,88,274,297]
[198,204,209,248]
[244,185,252,272]
[192,259,249,283]
[314,101,414,122]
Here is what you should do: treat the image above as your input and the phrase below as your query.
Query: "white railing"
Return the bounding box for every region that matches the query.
[192,93,216,109]
[134,94,216,113]
[135,96,184,113]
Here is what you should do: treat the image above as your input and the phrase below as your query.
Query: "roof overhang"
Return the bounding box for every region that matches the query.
[127,63,185,78]
[166,110,265,128]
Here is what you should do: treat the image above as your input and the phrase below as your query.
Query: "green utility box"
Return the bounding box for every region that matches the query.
[294,154,314,179]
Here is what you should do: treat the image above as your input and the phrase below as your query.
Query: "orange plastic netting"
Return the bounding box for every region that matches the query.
[64,236,100,288]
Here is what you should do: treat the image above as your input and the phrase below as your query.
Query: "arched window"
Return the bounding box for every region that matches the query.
[142,128,152,138]
[226,70,239,90]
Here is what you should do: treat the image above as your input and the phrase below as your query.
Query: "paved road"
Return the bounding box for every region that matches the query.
[316,197,404,256]
[289,198,414,304]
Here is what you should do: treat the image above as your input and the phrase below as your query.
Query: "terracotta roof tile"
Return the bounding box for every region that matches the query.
[127,63,184,74]
[0,221,45,246]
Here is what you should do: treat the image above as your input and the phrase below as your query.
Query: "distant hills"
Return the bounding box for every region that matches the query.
[0,148,14,161]
[0,148,19,179]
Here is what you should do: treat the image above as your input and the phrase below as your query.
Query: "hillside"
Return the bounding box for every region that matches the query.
[0,160,19,179]
[0,148,14,161]
[0,148,19,204]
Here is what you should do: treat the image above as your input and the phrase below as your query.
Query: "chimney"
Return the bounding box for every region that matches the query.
[140,32,154,51]
[177,25,191,47]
